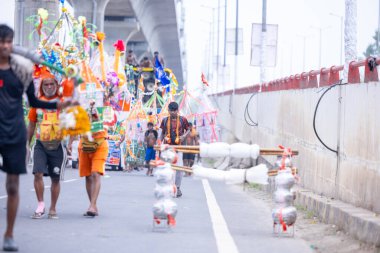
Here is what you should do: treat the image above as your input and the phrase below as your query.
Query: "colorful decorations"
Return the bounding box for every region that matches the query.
[59,106,91,137]
[23,3,220,185]
[96,32,107,82]
[113,40,126,87]
[201,72,209,86]
[26,8,52,41]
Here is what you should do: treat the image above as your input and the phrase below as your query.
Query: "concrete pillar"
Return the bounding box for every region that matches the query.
[72,0,110,32]
[14,0,59,48]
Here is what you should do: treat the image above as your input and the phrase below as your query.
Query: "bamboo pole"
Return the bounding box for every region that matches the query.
[154,145,199,150]
[149,161,298,176]
[154,145,299,156]
[171,165,193,173]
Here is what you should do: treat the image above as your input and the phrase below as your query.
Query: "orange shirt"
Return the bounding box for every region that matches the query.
[28,95,60,123]
[28,95,61,141]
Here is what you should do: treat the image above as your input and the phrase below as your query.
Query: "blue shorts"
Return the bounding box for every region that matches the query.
[145,147,156,162]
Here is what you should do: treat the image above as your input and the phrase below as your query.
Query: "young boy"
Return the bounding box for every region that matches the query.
[144,122,158,176]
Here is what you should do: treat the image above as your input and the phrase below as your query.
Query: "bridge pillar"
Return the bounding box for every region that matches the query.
[72,0,110,32]
[14,0,59,48]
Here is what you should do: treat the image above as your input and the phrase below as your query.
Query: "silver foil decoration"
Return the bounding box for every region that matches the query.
[272,155,297,236]
[152,148,178,229]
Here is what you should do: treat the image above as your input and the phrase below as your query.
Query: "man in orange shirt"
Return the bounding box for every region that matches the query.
[28,71,66,220]
[69,104,108,217]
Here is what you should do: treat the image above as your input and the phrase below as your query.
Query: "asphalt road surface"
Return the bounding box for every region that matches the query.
[0,167,312,253]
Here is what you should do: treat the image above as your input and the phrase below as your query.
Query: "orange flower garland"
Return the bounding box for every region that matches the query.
[166,115,180,144]
[60,106,91,137]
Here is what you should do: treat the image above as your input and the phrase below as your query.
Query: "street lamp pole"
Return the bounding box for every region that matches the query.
[296,34,309,71]
[330,13,343,65]
[310,26,330,68]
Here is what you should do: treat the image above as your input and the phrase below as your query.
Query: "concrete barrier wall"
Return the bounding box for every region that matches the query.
[212,82,380,213]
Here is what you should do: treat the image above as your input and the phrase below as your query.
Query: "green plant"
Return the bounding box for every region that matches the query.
[248,183,261,189]
[295,204,307,212]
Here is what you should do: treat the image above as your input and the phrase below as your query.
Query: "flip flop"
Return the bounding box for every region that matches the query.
[31,211,45,219]
[48,213,59,219]
[83,210,99,217]
[86,211,97,217]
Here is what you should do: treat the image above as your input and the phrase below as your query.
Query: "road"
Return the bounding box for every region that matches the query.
[0,167,312,253]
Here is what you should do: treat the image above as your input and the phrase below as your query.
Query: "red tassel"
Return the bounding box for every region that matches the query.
[113,40,125,52]
[278,209,287,232]
[154,216,161,225]
[167,215,176,227]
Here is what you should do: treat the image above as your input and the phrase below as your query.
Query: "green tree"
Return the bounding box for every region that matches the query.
[363,30,380,57]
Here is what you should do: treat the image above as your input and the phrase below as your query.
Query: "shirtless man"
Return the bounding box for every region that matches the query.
[144,122,158,176]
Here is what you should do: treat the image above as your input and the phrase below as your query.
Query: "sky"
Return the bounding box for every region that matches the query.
[184,0,379,91]
[0,0,15,27]
[1,0,378,91]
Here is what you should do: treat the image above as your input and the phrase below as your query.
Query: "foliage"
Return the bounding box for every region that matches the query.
[363,30,380,57]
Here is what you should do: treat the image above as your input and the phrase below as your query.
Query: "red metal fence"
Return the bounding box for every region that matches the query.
[213,57,380,96]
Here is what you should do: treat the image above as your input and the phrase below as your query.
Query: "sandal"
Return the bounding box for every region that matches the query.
[31,210,45,219]
[83,211,98,217]
[48,213,59,219]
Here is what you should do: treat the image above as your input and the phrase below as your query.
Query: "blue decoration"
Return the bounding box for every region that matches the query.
[154,57,171,85]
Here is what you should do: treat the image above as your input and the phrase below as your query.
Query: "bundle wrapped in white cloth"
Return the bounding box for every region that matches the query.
[154,184,176,199]
[200,142,260,159]
[154,163,175,185]
[272,206,297,226]
[230,143,260,159]
[200,142,230,158]
[192,164,268,185]
[152,199,178,219]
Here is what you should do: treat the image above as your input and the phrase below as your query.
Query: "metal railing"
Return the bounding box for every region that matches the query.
[212,57,380,96]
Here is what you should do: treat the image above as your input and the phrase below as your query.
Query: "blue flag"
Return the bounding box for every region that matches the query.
[154,57,171,85]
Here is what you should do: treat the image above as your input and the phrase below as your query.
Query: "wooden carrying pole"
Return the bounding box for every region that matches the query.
[154,145,299,156]
[149,161,298,176]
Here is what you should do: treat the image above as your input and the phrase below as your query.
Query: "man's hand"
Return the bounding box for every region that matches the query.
[67,143,72,155]
[179,135,185,143]
[57,99,79,110]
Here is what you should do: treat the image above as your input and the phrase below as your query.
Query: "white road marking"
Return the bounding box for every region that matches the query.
[29,178,78,191]
[63,179,78,183]
[202,179,239,253]
[0,195,8,199]
[31,186,51,192]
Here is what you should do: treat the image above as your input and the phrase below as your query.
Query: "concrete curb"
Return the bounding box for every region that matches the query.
[295,189,380,246]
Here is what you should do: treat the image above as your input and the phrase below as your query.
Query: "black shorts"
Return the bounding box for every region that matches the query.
[32,141,66,179]
[0,141,27,175]
[183,153,195,160]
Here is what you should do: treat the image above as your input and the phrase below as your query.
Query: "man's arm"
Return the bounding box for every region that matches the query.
[160,131,165,142]
[144,131,148,145]
[27,121,36,145]
[159,119,166,142]
[195,134,200,145]
[67,136,75,155]
[26,82,73,109]
[179,117,190,142]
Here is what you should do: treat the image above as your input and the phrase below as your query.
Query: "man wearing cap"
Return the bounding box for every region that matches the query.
[28,70,66,220]
[160,101,190,197]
